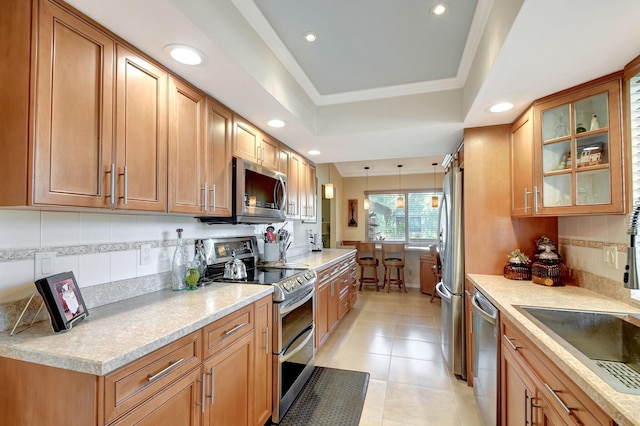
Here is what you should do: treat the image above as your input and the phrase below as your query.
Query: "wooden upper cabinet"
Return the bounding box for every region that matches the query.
[33,0,115,208]
[115,45,168,212]
[232,115,280,169]
[287,153,301,218]
[510,108,535,217]
[532,74,625,215]
[204,99,233,216]
[303,162,317,222]
[168,76,205,214]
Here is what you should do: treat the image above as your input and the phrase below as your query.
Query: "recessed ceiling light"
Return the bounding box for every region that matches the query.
[430,3,448,16]
[164,44,205,65]
[489,102,514,113]
[267,119,286,128]
[307,150,321,156]
[303,32,318,42]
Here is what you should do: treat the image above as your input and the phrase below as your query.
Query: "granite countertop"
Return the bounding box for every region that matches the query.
[468,274,640,426]
[288,248,356,270]
[0,283,273,376]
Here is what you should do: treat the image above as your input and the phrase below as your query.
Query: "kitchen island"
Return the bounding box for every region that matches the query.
[469,274,640,426]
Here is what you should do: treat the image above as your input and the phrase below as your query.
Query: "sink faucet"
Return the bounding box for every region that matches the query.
[624,203,640,289]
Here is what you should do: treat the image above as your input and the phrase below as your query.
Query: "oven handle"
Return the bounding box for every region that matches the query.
[280,324,314,363]
[279,286,314,316]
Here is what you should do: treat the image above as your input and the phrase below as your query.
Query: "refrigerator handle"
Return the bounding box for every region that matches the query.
[435,282,451,302]
[437,194,447,254]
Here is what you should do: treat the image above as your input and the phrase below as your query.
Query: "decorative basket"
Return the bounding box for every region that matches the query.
[503,262,531,280]
[531,260,567,286]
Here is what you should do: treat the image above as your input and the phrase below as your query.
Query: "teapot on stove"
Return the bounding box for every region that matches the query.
[223,250,247,280]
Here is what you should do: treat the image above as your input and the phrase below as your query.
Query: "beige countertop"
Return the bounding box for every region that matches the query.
[0,283,273,376]
[0,250,356,377]
[468,274,640,426]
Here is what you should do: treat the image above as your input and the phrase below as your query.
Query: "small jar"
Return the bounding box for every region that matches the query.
[504,261,531,280]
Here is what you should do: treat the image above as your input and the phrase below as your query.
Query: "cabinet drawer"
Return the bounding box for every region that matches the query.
[338,293,349,319]
[317,267,332,284]
[203,304,254,359]
[502,320,610,426]
[104,331,201,424]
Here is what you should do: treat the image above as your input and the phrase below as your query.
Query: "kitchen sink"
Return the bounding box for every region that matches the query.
[516,306,640,394]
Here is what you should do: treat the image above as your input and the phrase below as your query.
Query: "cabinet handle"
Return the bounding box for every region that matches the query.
[525,392,529,425]
[199,373,206,413]
[147,357,185,382]
[224,322,247,336]
[503,334,520,351]
[119,166,128,205]
[533,186,539,213]
[265,326,269,355]
[106,163,116,207]
[202,183,209,212]
[211,185,216,210]
[524,187,532,213]
[330,282,334,297]
[210,367,215,405]
[543,383,573,415]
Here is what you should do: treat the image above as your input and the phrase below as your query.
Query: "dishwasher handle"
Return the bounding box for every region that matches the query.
[471,293,497,325]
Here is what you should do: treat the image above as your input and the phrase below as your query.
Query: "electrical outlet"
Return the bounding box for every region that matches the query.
[35,252,57,280]
[603,246,618,269]
[140,244,152,265]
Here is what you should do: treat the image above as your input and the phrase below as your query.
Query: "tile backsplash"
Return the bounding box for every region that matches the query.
[0,209,318,328]
[558,214,640,304]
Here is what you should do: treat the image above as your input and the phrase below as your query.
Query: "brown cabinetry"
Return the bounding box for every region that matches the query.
[168,77,206,214]
[419,252,437,295]
[300,159,317,222]
[286,152,302,218]
[32,0,115,208]
[315,255,356,350]
[254,296,273,426]
[500,317,613,426]
[115,45,168,212]
[203,99,233,216]
[511,74,626,216]
[232,115,280,170]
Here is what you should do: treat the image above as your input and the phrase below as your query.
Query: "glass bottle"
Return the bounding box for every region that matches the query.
[193,240,207,279]
[171,228,187,291]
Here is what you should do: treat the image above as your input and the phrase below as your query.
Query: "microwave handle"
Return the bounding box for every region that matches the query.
[276,175,287,214]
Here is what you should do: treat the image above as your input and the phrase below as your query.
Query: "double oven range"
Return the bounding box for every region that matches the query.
[198,236,316,424]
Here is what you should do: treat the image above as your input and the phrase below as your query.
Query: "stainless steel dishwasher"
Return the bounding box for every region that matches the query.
[471,289,499,426]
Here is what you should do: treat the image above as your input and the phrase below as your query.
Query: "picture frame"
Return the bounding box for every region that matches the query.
[347,199,358,227]
[35,271,88,333]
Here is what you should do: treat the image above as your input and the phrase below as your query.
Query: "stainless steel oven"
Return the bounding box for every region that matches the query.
[272,286,315,424]
[196,236,316,424]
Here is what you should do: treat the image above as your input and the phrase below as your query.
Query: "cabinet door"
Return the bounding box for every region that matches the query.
[168,77,205,214]
[259,134,280,170]
[204,99,232,216]
[501,341,537,426]
[533,76,624,215]
[233,116,260,163]
[115,45,168,211]
[287,153,301,218]
[303,163,317,222]
[33,0,114,208]
[511,108,535,217]
[203,332,254,426]
[110,367,202,426]
[300,159,311,219]
[328,278,339,332]
[315,281,329,349]
[254,297,273,426]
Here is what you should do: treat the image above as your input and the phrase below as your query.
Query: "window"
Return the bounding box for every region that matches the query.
[366,191,441,244]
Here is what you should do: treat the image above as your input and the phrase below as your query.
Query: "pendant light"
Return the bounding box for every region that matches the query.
[323,163,334,199]
[431,163,439,208]
[363,166,370,210]
[396,165,404,209]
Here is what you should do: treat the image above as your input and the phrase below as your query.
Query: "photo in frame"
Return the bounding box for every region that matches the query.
[35,271,88,333]
[347,199,358,227]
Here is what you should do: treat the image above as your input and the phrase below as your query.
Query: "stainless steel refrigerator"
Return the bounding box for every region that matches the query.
[435,167,466,379]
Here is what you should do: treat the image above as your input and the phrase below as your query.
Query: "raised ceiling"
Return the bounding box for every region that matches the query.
[66,0,640,177]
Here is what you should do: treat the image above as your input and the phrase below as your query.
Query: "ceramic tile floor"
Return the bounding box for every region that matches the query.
[315,286,484,426]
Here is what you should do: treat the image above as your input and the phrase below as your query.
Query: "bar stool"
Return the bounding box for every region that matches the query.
[356,242,380,291]
[382,243,406,293]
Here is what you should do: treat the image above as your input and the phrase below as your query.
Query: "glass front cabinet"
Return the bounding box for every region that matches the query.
[531,75,625,215]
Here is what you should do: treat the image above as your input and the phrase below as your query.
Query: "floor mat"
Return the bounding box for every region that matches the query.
[277,366,370,426]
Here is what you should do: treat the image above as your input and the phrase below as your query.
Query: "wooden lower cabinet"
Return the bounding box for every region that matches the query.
[500,318,613,426]
[0,297,273,426]
[203,332,254,426]
[419,252,437,295]
[315,255,356,350]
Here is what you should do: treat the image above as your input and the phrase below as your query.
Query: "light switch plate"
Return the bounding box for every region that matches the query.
[35,252,57,280]
[604,246,618,269]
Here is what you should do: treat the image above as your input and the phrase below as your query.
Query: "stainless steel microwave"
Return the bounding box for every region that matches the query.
[198,157,286,224]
